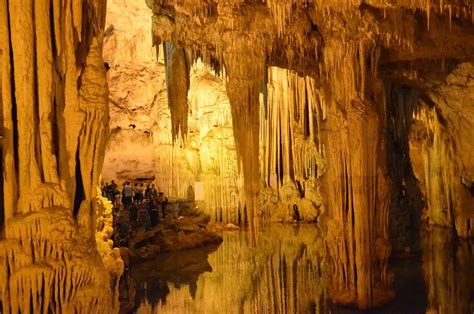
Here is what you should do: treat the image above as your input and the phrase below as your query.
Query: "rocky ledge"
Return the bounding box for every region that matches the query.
[128,202,223,261]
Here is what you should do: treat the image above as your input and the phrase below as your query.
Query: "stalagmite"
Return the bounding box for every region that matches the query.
[0,1,121,312]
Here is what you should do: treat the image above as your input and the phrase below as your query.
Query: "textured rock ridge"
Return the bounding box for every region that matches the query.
[0,0,120,312]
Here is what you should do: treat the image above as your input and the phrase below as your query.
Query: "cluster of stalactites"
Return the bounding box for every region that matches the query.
[322,39,380,107]
[260,66,326,191]
[410,102,474,237]
[265,0,474,40]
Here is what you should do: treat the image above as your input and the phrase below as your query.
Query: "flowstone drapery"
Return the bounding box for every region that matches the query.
[0,1,120,312]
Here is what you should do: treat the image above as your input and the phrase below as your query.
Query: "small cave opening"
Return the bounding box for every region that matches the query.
[386,85,426,255]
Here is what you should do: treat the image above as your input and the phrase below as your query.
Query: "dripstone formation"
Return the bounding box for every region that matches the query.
[0,1,122,313]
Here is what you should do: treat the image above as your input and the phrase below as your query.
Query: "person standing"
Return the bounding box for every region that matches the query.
[158,192,168,219]
[114,185,121,209]
[122,182,133,209]
[173,202,179,219]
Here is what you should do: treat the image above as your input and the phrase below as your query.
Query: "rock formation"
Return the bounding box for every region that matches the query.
[102,0,246,223]
[102,0,165,181]
[0,0,121,312]
[409,63,474,238]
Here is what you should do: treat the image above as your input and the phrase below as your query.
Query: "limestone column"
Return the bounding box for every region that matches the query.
[224,42,265,241]
[322,40,394,309]
[0,1,118,313]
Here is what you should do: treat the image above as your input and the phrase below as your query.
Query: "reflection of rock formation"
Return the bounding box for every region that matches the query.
[134,225,325,313]
[422,227,474,314]
[0,1,120,312]
[130,245,219,311]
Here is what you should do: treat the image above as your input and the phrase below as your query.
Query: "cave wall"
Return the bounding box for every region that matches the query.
[102,0,165,181]
[152,60,245,222]
[409,63,474,238]
[0,0,121,312]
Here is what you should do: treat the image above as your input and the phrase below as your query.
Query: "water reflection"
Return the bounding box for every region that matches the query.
[127,225,474,314]
[422,227,474,314]
[132,224,325,313]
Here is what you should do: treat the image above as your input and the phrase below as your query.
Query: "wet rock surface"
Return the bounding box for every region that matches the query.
[128,202,223,261]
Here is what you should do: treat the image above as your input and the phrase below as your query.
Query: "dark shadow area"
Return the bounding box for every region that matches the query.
[73,149,86,217]
[386,85,425,255]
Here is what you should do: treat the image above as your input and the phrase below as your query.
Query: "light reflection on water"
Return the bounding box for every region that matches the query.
[128,225,474,314]
[133,224,325,314]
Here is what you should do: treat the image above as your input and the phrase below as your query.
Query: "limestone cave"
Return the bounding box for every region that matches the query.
[0,0,473,313]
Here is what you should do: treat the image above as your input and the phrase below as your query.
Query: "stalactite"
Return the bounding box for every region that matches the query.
[164,42,191,142]
[152,60,245,223]
[0,0,119,312]
[259,66,325,223]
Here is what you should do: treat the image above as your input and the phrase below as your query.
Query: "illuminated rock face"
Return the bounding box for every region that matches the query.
[0,1,121,313]
[409,63,474,238]
[102,0,245,219]
[152,62,245,222]
[102,0,165,181]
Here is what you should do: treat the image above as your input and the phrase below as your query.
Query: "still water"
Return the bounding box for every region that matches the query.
[126,225,474,314]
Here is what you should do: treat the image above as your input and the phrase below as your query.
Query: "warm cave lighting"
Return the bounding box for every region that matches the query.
[0,0,473,313]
